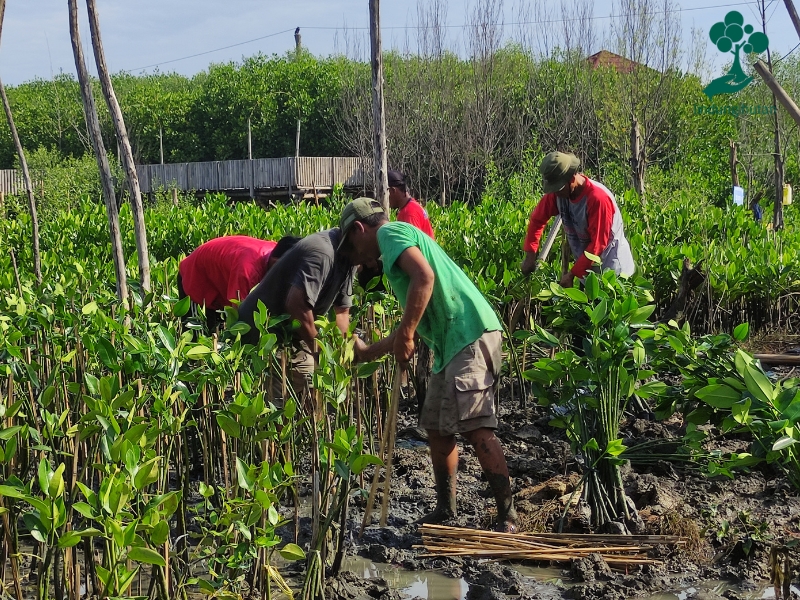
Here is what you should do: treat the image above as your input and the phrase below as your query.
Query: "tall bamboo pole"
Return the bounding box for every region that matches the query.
[783,0,800,40]
[68,0,128,305]
[85,0,150,291]
[369,0,389,212]
[0,0,41,285]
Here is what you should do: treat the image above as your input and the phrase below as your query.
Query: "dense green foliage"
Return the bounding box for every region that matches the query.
[3,47,796,206]
[3,180,800,592]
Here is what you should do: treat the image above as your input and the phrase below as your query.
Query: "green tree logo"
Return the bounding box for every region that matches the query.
[703,11,769,98]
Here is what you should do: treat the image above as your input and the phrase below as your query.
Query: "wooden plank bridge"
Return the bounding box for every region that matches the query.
[0,156,370,198]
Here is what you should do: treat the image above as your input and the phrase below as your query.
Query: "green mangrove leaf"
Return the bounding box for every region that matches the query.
[563,288,588,304]
[744,364,774,404]
[773,436,798,451]
[695,384,741,409]
[236,457,254,492]
[279,543,306,561]
[584,272,600,301]
[185,345,212,359]
[351,454,382,475]
[172,295,191,317]
[0,426,22,441]
[134,457,160,490]
[128,546,166,567]
[216,413,241,439]
[150,520,170,546]
[590,299,608,326]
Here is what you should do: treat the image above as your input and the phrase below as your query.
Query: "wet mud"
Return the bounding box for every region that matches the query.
[331,374,800,600]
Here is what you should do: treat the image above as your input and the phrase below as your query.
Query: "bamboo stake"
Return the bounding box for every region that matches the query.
[379,366,404,526]
[360,365,403,535]
[0,497,23,600]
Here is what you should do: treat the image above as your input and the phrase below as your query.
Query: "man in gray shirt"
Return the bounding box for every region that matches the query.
[236,228,356,403]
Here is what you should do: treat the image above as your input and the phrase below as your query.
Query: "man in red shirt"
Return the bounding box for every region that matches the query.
[521,152,634,287]
[388,170,435,238]
[178,235,299,329]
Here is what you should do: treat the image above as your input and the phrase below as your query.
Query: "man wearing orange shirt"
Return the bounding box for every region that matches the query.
[521,152,634,286]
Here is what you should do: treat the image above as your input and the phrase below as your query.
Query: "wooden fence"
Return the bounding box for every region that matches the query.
[0,157,369,196]
[0,169,23,195]
[137,156,367,194]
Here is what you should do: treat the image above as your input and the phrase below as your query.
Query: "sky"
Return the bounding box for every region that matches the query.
[1,0,798,86]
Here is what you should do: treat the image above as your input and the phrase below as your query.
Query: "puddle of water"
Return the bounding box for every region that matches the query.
[342,556,565,599]
[344,556,468,599]
[646,581,800,600]
[343,557,800,600]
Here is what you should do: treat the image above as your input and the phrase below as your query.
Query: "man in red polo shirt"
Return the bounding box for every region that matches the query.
[388,170,435,238]
[521,152,634,287]
[178,235,299,328]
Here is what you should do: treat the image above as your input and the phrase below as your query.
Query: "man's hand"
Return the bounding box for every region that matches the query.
[352,335,369,362]
[559,271,575,288]
[521,251,538,275]
[393,332,415,365]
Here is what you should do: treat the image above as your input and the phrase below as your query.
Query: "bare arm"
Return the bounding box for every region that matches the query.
[285,285,317,348]
[354,330,397,363]
[334,306,350,336]
[393,247,434,363]
[353,247,434,365]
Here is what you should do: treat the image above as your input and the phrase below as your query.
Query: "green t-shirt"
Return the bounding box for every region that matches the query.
[377,221,501,373]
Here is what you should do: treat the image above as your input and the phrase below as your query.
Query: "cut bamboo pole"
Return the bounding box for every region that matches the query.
[418,524,683,566]
[379,366,403,526]
[360,365,403,535]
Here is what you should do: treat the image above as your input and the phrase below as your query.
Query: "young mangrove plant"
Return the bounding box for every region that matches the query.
[522,271,666,531]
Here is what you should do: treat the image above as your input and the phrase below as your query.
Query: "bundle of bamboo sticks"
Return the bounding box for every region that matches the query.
[419,524,684,566]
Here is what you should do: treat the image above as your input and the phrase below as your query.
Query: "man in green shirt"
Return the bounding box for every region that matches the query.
[341,197,517,532]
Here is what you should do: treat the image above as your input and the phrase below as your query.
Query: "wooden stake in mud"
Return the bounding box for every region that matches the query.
[379,365,403,526]
[360,365,403,535]
[0,496,24,600]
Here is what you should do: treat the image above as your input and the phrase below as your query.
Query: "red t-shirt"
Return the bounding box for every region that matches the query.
[179,236,277,310]
[397,199,435,239]
[523,178,615,278]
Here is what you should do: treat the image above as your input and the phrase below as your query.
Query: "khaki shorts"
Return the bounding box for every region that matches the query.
[419,330,502,435]
[269,341,314,408]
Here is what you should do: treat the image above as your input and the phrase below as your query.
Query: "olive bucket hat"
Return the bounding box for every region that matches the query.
[540,151,581,194]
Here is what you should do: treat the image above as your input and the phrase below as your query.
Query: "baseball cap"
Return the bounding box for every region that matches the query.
[540,151,580,194]
[387,170,405,188]
[337,197,386,250]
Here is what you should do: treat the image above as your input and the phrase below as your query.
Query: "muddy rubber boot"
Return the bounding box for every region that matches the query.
[486,472,518,533]
[416,469,456,524]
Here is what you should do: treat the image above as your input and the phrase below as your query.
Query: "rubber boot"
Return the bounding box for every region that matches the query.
[486,472,518,533]
[416,468,457,524]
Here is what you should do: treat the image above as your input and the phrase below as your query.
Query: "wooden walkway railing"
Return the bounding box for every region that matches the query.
[0,169,24,195]
[137,156,367,194]
[0,157,369,196]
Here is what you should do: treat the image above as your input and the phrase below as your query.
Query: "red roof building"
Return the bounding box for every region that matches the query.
[586,50,643,74]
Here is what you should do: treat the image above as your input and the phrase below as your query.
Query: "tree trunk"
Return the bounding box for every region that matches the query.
[760,1,784,231]
[369,0,389,212]
[68,0,128,305]
[0,0,41,284]
[85,0,150,291]
[729,140,739,187]
[630,116,645,201]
